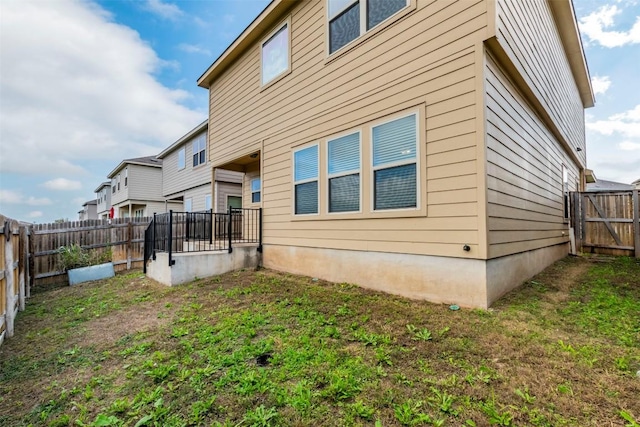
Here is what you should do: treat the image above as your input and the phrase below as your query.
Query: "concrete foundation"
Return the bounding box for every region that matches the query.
[146,245,260,286]
[263,243,569,308]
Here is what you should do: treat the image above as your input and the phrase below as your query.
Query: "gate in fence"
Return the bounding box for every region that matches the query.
[571,190,640,258]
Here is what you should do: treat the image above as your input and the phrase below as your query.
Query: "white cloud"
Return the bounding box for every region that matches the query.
[0,190,53,205]
[619,141,640,150]
[587,104,640,138]
[43,178,82,191]
[579,5,640,47]
[28,211,43,218]
[591,75,611,96]
[0,0,204,176]
[142,0,184,21]
[72,197,89,206]
[178,43,211,56]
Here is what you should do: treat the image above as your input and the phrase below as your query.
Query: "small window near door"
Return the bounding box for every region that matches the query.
[185,198,192,213]
[205,194,212,211]
[251,178,261,203]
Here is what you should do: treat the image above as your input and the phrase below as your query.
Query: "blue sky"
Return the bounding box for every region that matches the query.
[0,0,638,223]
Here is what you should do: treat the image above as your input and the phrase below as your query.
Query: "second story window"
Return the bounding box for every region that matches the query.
[117,174,121,191]
[193,134,206,167]
[124,168,128,187]
[178,148,185,170]
[328,0,408,54]
[261,21,289,85]
[112,179,115,194]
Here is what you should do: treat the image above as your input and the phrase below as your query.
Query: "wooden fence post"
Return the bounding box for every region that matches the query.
[633,189,639,259]
[127,220,133,270]
[4,219,15,339]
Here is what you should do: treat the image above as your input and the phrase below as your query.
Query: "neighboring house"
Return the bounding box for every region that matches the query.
[94,181,112,219]
[197,0,594,308]
[157,120,243,213]
[632,178,640,190]
[586,179,634,192]
[107,156,181,218]
[78,199,98,220]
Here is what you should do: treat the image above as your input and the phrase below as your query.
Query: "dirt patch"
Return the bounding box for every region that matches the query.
[79,301,172,348]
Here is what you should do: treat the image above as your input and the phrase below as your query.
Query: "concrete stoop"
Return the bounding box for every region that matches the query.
[146,245,260,286]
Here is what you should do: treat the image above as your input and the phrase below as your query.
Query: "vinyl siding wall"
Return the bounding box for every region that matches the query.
[495,0,586,166]
[485,54,579,259]
[162,131,212,197]
[128,166,164,201]
[209,0,488,259]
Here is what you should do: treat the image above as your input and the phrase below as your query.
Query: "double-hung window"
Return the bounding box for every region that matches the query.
[328,132,360,213]
[124,168,128,187]
[193,134,206,167]
[261,21,289,86]
[117,174,121,191]
[294,145,319,215]
[177,148,185,170]
[251,178,262,203]
[372,113,418,210]
[328,0,408,54]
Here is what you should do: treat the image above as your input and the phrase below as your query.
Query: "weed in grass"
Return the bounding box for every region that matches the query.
[394,400,432,425]
[620,410,640,427]
[375,347,393,366]
[556,382,574,396]
[430,387,457,415]
[243,405,279,427]
[515,387,536,404]
[189,396,217,424]
[350,400,376,421]
[407,324,433,341]
[480,398,513,426]
[109,398,131,414]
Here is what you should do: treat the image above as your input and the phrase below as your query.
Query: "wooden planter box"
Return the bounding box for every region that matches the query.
[67,262,115,286]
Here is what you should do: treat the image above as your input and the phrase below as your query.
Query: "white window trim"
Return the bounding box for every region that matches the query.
[326,0,411,57]
[292,143,320,216]
[369,111,420,213]
[260,17,292,89]
[326,130,362,215]
[185,198,193,213]
[177,147,186,170]
[124,168,128,187]
[205,194,212,211]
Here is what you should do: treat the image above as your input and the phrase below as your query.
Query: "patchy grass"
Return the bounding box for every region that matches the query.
[0,256,638,426]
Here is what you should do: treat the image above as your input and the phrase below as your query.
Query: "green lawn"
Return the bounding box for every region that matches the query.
[0,255,638,426]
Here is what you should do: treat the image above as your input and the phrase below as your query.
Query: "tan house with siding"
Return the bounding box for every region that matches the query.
[108,156,181,218]
[197,0,594,308]
[157,120,243,213]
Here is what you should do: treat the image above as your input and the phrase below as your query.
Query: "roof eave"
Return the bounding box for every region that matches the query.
[548,0,595,108]
[197,0,299,89]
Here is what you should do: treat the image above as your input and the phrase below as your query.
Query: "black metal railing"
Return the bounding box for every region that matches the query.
[143,207,262,272]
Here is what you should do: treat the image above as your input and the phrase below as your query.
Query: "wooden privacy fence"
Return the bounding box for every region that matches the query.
[32,217,152,288]
[571,190,640,258]
[0,214,30,346]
